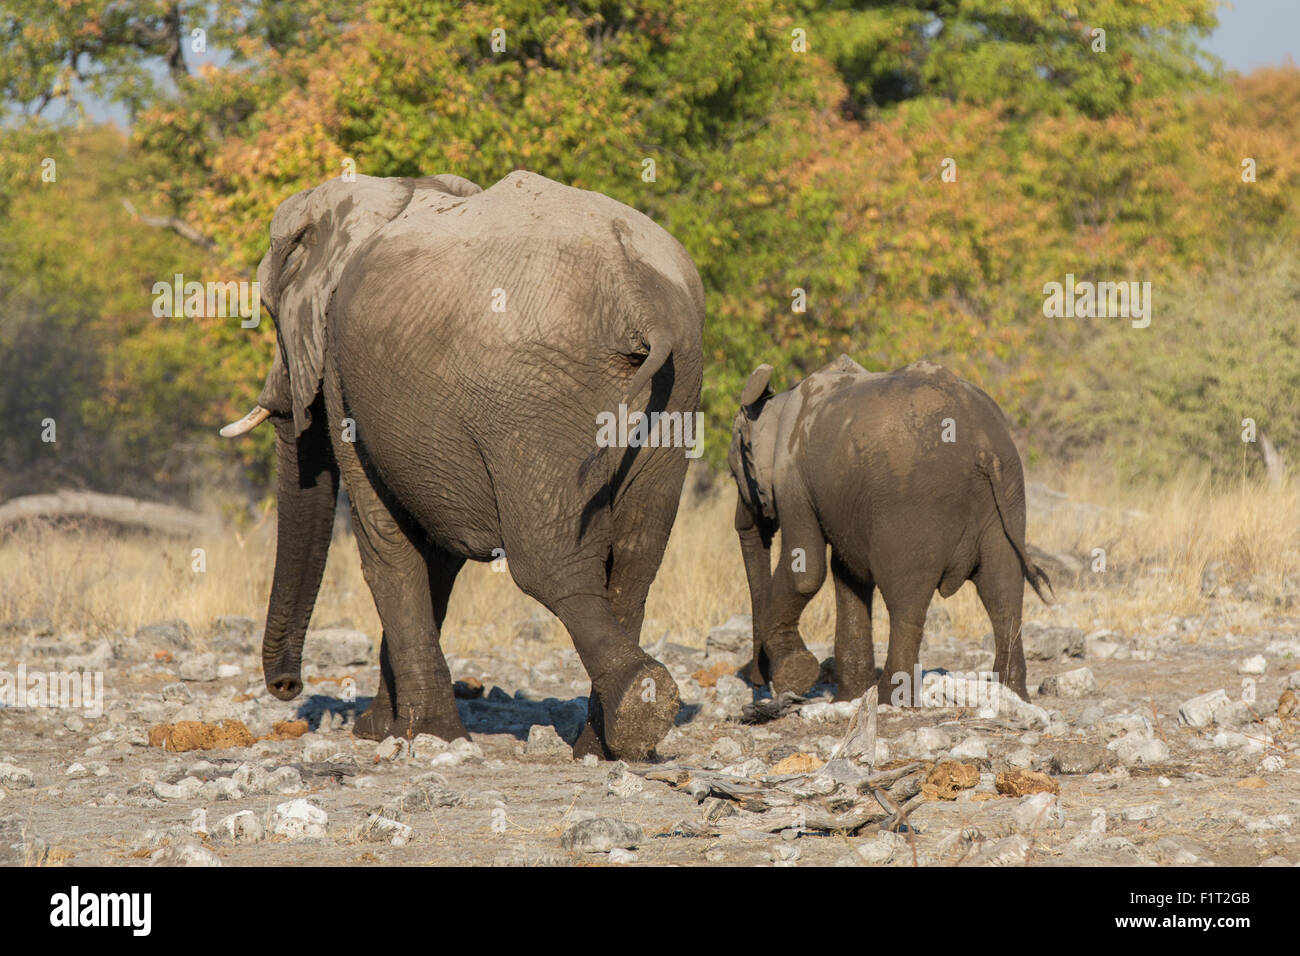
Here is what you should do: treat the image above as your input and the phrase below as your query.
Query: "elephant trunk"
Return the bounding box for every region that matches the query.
[262,400,338,700]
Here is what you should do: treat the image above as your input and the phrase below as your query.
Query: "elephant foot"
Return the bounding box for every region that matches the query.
[991,656,1030,701]
[352,701,467,743]
[833,681,869,703]
[587,657,680,761]
[832,657,872,702]
[768,647,820,697]
[740,655,768,687]
[571,721,608,761]
[352,701,392,741]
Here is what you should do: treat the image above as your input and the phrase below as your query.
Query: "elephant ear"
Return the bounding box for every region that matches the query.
[741,363,774,408]
[267,179,414,435]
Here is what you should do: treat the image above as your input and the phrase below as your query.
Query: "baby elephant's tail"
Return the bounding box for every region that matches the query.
[984,466,1054,605]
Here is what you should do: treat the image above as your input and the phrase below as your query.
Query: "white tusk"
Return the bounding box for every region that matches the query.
[219,405,271,438]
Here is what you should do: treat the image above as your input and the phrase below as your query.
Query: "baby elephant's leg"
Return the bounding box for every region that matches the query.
[763,511,826,696]
[831,555,874,701]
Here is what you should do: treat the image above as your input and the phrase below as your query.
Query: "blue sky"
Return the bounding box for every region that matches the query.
[1203,0,1298,71]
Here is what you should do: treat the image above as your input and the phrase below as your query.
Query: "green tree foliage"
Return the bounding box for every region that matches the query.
[0,125,251,498]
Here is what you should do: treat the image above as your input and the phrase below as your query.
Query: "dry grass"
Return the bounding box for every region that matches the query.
[1,465,1296,657]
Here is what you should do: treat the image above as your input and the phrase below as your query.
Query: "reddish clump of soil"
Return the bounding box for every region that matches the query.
[147,719,256,752]
[995,768,1060,796]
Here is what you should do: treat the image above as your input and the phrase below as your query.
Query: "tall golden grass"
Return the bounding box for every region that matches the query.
[0,465,1296,657]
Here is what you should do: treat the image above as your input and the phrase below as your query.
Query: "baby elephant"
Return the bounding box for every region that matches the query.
[727,355,1051,704]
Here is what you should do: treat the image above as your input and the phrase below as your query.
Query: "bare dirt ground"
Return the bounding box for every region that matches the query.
[2,582,1299,867]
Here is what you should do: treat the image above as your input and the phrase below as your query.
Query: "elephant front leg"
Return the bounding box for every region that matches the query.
[353,627,467,742]
[761,525,827,696]
[734,498,778,687]
[348,510,468,743]
[831,555,875,701]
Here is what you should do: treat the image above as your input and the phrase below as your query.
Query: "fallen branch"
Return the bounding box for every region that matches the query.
[0,490,220,538]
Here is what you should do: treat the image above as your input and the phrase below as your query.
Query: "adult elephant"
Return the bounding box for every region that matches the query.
[221,171,705,760]
[727,356,1051,704]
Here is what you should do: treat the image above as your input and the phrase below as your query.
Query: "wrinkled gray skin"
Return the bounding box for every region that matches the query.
[238,171,704,760]
[728,356,1051,703]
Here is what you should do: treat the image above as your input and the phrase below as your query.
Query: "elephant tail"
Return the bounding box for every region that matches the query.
[984,463,1054,605]
[578,328,673,485]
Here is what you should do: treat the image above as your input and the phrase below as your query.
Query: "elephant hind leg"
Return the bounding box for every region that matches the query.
[545,589,679,761]
[972,532,1028,699]
[875,576,937,707]
[506,542,679,761]
[831,555,875,702]
[343,472,467,742]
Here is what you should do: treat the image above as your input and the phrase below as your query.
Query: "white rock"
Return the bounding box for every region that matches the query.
[1260,755,1285,773]
[525,724,571,756]
[375,736,410,761]
[361,813,412,847]
[267,766,304,794]
[270,799,328,840]
[231,763,270,794]
[800,701,859,722]
[705,615,752,657]
[1122,804,1162,822]
[301,737,337,762]
[950,737,989,760]
[1085,630,1121,660]
[201,777,242,801]
[65,762,90,778]
[1096,712,1154,738]
[1038,667,1098,698]
[1015,792,1065,830]
[217,810,264,844]
[150,841,221,867]
[915,727,951,751]
[1178,689,1229,728]
[970,834,1032,866]
[216,664,242,679]
[1238,655,1267,675]
[1242,814,1292,833]
[1212,731,1267,754]
[1214,700,1254,728]
[154,776,203,800]
[449,738,484,762]
[410,734,448,757]
[179,653,218,682]
[1108,732,1170,766]
[0,763,35,790]
[921,674,1047,725]
[608,847,638,863]
[838,832,903,866]
[1006,747,1036,769]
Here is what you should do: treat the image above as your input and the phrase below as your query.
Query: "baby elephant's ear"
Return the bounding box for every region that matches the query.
[741,364,774,408]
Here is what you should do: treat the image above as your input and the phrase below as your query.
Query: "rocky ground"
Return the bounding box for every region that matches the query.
[2,595,1299,867]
